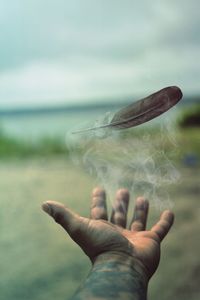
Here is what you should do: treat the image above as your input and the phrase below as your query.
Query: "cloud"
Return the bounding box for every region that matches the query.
[0,59,141,108]
[0,0,199,108]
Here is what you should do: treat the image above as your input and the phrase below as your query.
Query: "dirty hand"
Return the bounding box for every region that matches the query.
[42,188,174,280]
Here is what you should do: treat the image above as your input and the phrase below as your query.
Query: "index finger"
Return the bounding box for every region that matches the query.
[90,187,108,220]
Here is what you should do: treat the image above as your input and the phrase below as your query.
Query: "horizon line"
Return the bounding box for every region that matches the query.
[0,95,199,117]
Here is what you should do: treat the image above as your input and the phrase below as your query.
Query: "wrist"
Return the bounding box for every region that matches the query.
[92,251,149,288]
[72,252,148,300]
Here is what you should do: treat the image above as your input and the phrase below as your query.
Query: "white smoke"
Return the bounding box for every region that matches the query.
[66,111,180,210]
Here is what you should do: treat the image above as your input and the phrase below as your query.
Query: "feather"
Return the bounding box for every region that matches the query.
[72,86,183,134]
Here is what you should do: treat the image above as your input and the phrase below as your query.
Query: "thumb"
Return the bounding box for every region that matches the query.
[42,200,89,242]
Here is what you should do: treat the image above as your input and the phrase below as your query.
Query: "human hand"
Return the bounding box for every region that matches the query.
[42,188,174,281]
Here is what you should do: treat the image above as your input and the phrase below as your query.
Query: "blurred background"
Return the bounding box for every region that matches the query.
[0,1,199,299]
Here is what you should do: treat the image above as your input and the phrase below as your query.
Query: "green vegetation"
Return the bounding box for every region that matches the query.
[0,124,199,160]
[178,104,200,128]
[0,127,68,157]
[178,128,200,158]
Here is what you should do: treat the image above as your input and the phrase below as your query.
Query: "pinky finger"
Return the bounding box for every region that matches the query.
[151,210,174,241]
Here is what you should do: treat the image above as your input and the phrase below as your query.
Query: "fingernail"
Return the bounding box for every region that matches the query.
[42,203,52,215]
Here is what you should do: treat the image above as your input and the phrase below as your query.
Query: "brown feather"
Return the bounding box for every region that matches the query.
[72,86,183,133]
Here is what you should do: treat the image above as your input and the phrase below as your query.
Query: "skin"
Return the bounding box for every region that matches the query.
[42,187,174,300]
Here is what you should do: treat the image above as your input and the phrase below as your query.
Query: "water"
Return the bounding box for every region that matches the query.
[0,108,110,141]
[0,105,181,142]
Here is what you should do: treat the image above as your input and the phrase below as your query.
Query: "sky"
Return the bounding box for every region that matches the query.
[0,0,200,109]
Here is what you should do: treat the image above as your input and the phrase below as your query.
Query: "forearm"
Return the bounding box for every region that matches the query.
[71,253,148,300]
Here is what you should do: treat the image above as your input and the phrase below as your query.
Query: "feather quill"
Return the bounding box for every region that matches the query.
[72,86,183,134]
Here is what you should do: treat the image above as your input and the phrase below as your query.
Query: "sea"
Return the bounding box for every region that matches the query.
[0,102,187,142]
[0,104,121,141]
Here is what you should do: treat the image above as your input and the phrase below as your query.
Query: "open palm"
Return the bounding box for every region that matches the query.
[42,188,174,279]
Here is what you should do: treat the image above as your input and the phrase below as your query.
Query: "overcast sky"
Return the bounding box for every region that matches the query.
[0,0,199,109]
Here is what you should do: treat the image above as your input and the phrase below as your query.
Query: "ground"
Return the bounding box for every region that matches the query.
[0,157,199,300]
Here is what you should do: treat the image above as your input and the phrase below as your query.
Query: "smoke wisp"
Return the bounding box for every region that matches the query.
[67,111,180,210]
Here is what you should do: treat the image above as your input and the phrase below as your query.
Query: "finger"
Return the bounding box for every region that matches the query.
[91,187,108,220]
[151,210,174,241]
[42,200,88,240]
[130,197,149,231]
[111,189,129,228]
